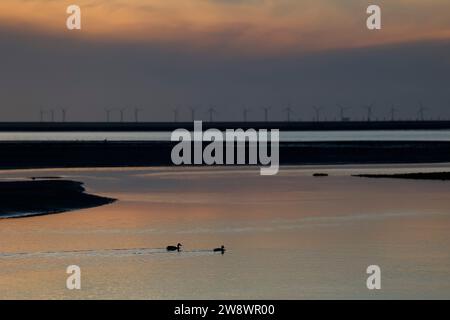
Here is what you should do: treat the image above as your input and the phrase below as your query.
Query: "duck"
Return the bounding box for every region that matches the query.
[166,243,182,252]
[213,245,226,254]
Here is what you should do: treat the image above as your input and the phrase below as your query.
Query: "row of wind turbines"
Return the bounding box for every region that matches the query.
[104,106,220,122]
[316,102,429,122]
[101,106,282,122]
[38,102,435,122]
[39,108,68,122]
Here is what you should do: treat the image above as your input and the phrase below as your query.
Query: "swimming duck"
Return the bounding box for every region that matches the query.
[213,245,225,254]
[167,243,182,252]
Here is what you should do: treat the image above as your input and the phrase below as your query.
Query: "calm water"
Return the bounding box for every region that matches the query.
[1,165,450,299]
[1,130,450,141]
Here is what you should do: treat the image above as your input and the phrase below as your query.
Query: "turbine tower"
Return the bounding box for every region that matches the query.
[173,108,179,122]
[362,103,374,122]
[337,104,350,122]
[417,101,427,121]
[188,106,197,121]
[134,107,142,122]
[390,105,398,121]
[61,108,67,122]
[39,108,46,122]
[283,105,294,122]
[243,107,251,122]
[119,108,126,122]
[312,105,322,122]
[261,107,270,122]
[50,109,55,122]
[206,106,218,122]
[105,108,113,122]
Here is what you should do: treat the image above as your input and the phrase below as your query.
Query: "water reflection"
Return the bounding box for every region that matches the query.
[0,165,450,299]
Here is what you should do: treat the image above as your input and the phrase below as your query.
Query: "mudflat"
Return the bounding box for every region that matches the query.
[354,172,450,180]
[0,179,116,218]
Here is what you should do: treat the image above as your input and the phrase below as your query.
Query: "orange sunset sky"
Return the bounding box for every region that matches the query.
[1,0,450,55]
[0,0,450,121]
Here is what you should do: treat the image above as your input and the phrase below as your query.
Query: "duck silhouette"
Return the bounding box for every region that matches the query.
[213,245,226,254]
[166,243,182,252]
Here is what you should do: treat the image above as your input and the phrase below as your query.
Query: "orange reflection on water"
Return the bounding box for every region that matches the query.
[1,166,450,299]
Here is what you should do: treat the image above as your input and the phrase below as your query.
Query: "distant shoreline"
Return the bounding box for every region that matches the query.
[0,140,449,170]
[354,172,450,181]
[0,180,116,218]
[0,120,450,132]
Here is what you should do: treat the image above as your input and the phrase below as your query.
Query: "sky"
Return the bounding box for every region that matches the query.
[0,0,450,121]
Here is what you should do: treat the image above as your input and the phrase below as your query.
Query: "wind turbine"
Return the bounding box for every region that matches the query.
[206,106,218,122]
[173,108,179,122]
[188,106,197,121]
[362,103,374,122]
[337,103,350,122]
[119,108,126,122]
[39,108,46,122]
[105,108,113,122]
[283,105,295,122]
[312,105,322,122]
[243,107,251,122]
[134,107,142,122]
[417,101,427,121]
[261,107,270,122]
[390,105,398,121]
[50,109,55,122]
[61,108,67,122]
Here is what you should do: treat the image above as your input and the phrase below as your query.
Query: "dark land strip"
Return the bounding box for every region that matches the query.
[0,180,116,218]
[0,141,449,170]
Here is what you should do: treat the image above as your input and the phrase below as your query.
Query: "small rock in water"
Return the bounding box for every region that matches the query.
[313,173,329,177]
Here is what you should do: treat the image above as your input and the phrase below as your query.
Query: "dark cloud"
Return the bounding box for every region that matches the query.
[1,25,449,121]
